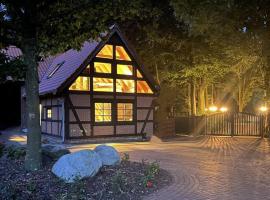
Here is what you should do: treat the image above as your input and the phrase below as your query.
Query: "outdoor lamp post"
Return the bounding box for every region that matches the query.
[220,107,228,112]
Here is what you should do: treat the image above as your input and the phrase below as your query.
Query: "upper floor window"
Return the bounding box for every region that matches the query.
[116,46,131,61]
[117,64,133,75]
[137,69,143,78]
[96,44,113,59]
[116,79,135,93]
[93,78,113,92]
[94,62,112,73]
[69,76,90,91]
[137,80,153,94]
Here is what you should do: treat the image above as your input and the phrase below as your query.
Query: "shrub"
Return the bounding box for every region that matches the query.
[112,172,126,194]
[121,153,130,162]
[143,161,160,187]
[6,146,26,159]
[0,142,5,158]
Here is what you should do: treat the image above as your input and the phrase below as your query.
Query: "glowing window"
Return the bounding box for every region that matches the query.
[137,81,153,94]
[96,44,113,59]
[93,78,113,92]
[117,64,133,75]
[116,79,135,93]
[69,76,90,91]
[47,108,52,119]
[137,69,143,78]
[94,62,111,73]
[115,46,131,61]
[117,103,133,122]
[95,103,112,122]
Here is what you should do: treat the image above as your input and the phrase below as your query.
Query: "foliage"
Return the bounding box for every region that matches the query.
[121,153,130,162]
[0,142,5,158]
[0,52,26,82]
[111,171,127,194]
[142,161,160,187]
[6,146,26,159]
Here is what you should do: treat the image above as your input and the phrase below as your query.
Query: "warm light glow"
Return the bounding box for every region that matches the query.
[117,64,133,75]
[117,103,133,121]
[137,81,153,94]
[95,103,112,122]
[115,46,131,61]
[69,76,90,91]
[116,79,135,93]
[259,106,268,112]
[94,62,112,73]
[93,78,113,92]
[209,105,218,112]
[96,44,113,59]
[220,107,228,112]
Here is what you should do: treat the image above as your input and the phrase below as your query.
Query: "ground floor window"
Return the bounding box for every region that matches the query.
[117,103,133,121]
[47,108,52,119]
[94,102,112,122]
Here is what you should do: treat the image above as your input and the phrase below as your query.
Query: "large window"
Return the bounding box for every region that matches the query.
[137,81,153,94]
[96,44,113,59]
[95,103,112,122]
[69,76,90,91]
[93,78,113,92]
[116,46,131,61]
[117,64,133,75]
[116,79,135,93]
[117,103,133,122]
[94,62,111,73]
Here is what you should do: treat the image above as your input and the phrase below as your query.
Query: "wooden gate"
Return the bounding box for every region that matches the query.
[205,112,265,137]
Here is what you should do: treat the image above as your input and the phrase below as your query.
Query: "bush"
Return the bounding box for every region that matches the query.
[121,153,130,162]
[6,146,26,159]
[112,172,126,194]
[0,142,5,158]
[143,161,160,187]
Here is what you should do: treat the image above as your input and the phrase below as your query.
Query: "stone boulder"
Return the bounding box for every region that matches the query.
[42,144,70,160]
[94,145,120,166]
[52,150,102,183]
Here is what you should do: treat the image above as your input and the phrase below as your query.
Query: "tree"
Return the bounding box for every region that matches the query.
[0,0,149,170]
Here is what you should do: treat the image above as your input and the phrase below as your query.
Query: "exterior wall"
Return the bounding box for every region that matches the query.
[66,93,155,139]
[136,96,154,137]
[41,97,64,137]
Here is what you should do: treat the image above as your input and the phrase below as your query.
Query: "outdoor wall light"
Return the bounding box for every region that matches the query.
[209,105,218,112]
[220,107,228,112]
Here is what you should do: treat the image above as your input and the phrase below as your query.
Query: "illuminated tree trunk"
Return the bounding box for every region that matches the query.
[198,79,206,115]
[191,79,197,116]
[205,86,209,109]
[187,83,192,115]
[238,77,244,112]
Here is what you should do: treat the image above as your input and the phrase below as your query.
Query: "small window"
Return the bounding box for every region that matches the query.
[137,81,153,94]
[95,103,112,122]
[117,64,133,75]
[96,44,113,59]
[83,65,90,74]
[69,76,90,91]
[47,108,52,119]
[47,61,65,78]
[117,103,133,121]
[115,46,131,61]
[93,78,113,92]
[116,79,135,93]
[94,62,112,73]
[137,69,143,78]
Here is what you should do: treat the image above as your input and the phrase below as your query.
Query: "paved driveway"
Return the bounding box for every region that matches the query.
[70,136,270,200]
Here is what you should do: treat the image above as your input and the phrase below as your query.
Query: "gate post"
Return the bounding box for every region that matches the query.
[230,112,234,137]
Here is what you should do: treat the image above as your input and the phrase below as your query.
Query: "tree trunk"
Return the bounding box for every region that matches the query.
[198,79,206,115]
[211,84,214,105]
[238,77,243,112]
[205,86,209,109]
[191,79,197,116]
[23,38,42,171]
[187,83,192,115]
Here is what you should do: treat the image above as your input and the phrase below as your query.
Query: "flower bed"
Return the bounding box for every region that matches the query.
[0,150,172,200]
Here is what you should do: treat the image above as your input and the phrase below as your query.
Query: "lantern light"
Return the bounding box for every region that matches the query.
[220,107,228,112]
[209,105,218,112]
[259,106,268,112]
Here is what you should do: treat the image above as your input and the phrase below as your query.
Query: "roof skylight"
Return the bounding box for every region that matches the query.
[47,61,65,78]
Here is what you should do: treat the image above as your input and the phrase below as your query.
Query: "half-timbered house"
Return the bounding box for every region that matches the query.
[37,25,159,141]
